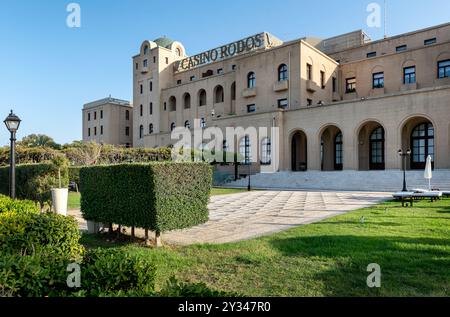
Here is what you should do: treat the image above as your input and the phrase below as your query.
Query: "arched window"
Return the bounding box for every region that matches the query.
[143,45,148,55]
[175,47,181,57]
[170,122,176,131]
[149,124,153,134]
[239,136,251,164]
[247,72,256,88]
[231,82,236,101]
[183,93,191,109]
[200,118,206,129]
[185,120,190,129]
[139,125,144,139]
[214,85,224,103]
[169,96,176,112]
[198,89,207,106]
[334,132,343,170]
[411,122,434,169]
[261,138,271,165]
[278,64,288,81]
[370,127,385,170]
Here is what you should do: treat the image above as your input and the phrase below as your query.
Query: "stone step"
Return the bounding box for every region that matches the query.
[224,170,450,192]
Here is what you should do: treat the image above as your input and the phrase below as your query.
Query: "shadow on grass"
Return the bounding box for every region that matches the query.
[270,235,450,296]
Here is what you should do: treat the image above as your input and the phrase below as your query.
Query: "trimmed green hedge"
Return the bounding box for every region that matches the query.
[0,195,39,214]
[80,162,212,232]
[0,163,69,200]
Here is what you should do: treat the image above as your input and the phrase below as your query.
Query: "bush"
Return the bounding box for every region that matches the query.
[0,252,72,297]
[80,162,212,233]
[0,212,84,260]
[0,146,60,166]
[0,162,69,210]
[0,195,39,214]
[80,248,156,296]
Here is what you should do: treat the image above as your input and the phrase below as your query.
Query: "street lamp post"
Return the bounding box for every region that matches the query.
[3,110,21,199]
[247,161,251,191]
[398,149,411,192]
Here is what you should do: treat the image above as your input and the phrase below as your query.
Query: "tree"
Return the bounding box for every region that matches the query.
[20,134,61,150]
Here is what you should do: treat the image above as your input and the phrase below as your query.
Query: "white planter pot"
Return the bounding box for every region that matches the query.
[51,188,68,216]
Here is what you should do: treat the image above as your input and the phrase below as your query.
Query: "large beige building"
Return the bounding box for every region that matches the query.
[132,23,450,182]
[82,97,133,147]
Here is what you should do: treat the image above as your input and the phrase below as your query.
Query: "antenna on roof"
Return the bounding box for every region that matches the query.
[384,0,388,39]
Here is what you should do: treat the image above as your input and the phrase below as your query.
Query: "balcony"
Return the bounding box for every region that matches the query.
[273,80,289,92]
[306,80,320,93]
[141,66,149,74]
[242,87,257,98]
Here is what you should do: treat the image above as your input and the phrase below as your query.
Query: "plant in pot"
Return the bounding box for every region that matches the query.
[50,156,70,216]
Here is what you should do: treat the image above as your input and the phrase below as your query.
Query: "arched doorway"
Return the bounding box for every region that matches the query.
[291,131,307,171]
[402,117,434,170]
[358,121,385,170]
[320,125,343,171]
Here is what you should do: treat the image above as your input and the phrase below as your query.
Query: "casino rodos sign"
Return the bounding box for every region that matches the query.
[175,33,266,72]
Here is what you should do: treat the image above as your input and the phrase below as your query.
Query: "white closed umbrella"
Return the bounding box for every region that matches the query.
[424,155,433,191]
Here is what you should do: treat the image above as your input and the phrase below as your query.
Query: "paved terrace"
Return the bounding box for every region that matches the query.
[69,191,391,245]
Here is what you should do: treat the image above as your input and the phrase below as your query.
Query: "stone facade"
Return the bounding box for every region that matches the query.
[131,23,450,173]
[82,97,133,147]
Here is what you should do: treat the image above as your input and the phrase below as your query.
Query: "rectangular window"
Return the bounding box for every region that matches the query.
[140,105,143,116]
[306,64,312,80]
[332,77,337,92]
[125,127,130,136]
[165,57,169,64]
[247,104,256,113]
[153,56,156,63]
[217,68,223,74]
[403,66,416,84]
[150,103,153,115]
[424,38,436,46]
[320,71,326,89]
[164,102,167,111]
[125,110,130,120]
[372,72,384,89]
[345,77,356,93]
[277,99,288,109]
[367,51,377,58]
[94,112,97,120]
[177,79,182,85]
[100,110,103,119]
[190,76,196,81]
[150,81,153,91]
[140,84,143,94]
[87,113,90,121]
[88,128,90,137]
[135,63,138,70]
[307,99,313,106]
[232,65,236,70]
[396,45,407,52]
[94,127,97,136]
[143,59,148,67]
[438,60,450,79]
[100,126,103,135]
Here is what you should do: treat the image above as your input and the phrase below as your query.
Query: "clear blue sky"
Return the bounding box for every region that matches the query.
[0,0,449,145]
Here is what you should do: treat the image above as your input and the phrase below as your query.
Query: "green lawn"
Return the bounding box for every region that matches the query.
[81,198,450,297]
[68,188,246,210]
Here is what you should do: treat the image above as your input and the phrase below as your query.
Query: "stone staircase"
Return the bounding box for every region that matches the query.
[223,170,450,192]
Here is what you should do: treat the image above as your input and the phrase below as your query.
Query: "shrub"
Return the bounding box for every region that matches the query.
[80,162,212,233]
[0,195,39,214]
[0,212,84,260]
[0,252,72,297]
[80,248,156,296]
[0,146,60,166]
[0,162,69,211]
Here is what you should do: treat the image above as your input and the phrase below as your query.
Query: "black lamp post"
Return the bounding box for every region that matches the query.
[398,148,411,192]
[4,110,21,199]
[247,160,251,191]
